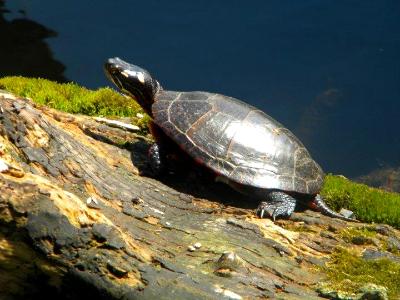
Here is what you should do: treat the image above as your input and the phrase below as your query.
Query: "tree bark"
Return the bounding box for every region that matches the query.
[0,90,382,299]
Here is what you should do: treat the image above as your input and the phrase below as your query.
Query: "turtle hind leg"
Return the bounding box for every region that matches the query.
[257,191,297,221]
[313,194,359,222]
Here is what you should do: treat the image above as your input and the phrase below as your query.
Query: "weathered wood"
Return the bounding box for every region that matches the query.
[0,90,392,299]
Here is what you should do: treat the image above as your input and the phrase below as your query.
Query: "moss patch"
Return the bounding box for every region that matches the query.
[339,227,377,245]
[320,248,399,299]
[0,76,150,132]
[282,223,316,233]
[322,175,400,228]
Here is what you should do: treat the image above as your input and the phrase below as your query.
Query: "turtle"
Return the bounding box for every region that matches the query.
[104,57,356,222]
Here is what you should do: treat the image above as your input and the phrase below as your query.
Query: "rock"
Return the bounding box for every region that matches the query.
[362,249,400,264]
[107,260,129,278]
[356,283,388,300]
[0,158,8,172]
[340,208,355,219]
[375,225,391,236]
[86,196,101,209]
[94,117,140,131]
[317,282,348,299]
[386,236,400,253]
[352,235,373,245]
[214,286,243,300]
[356,166,400,193]
[131,196,143,205]
[92,223,125,250]
[318,282,389,300]
[122,203,147,219]
[215,252,244,272]
[304,256,328,267]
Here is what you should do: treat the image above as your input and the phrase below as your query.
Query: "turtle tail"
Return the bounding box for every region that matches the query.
[313,194,359,222]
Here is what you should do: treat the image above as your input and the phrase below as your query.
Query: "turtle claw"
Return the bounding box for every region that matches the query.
[256,205,279,221]
[257,204,288,221]
[256,202,276,220]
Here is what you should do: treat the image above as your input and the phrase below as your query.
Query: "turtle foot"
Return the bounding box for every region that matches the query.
[256,191,297,221]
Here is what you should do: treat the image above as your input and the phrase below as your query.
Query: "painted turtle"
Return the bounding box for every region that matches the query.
[104,57,355,221]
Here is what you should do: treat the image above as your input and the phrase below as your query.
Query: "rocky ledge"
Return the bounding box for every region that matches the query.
[0,90,399,299]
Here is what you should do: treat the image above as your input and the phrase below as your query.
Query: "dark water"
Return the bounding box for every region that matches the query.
[2,0,400,185]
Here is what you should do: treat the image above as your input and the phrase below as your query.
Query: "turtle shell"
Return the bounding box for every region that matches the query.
[152,91,324,195]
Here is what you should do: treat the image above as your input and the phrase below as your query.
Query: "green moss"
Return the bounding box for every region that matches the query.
[0,76,150,132]
[321,248,399,299]
[339,227,377,245]
[283,223,316,233]
[321,174,400,228]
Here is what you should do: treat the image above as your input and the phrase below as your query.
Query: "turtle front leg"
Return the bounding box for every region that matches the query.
[148,143,166,176]
[257,191,297,221]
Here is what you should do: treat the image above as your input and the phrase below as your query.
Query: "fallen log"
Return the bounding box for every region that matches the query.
[0,90,397,299]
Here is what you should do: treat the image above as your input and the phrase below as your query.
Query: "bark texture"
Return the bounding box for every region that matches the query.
[0,90,395,300]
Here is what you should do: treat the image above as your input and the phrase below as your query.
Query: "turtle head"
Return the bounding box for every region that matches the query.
[104,57,160,115]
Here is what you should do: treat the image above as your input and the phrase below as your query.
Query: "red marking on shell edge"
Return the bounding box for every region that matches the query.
[308,200,318,210]
[194,157,204,165]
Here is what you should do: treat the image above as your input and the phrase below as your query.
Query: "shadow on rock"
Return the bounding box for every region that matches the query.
[126,140,269,211]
